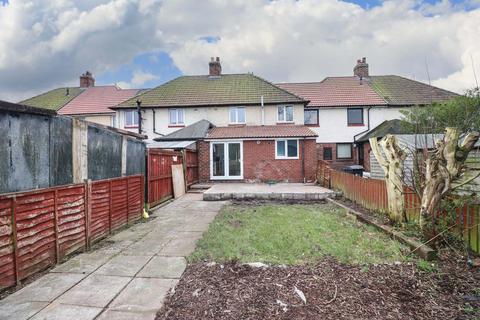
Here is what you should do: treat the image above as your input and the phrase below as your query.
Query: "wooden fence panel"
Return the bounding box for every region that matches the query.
[319,160,480,254]
[185,150,199,187]
[147,149,183,207]
[0,174,144,290]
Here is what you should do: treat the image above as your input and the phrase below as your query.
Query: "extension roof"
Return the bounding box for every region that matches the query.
[277,75,458,108]
[356,119,413,142]
[154,120,214,141]
[115,74,307,109]
[206,125,317,139]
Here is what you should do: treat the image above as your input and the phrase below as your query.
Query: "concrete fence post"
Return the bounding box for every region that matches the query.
[72,119,88,183]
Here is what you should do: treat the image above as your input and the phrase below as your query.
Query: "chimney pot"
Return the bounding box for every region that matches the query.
[80,71,95,88]
[208,57,222,77]
[354,57,369,78]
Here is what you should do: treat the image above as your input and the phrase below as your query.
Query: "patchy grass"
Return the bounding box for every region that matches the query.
[190,203,409,265]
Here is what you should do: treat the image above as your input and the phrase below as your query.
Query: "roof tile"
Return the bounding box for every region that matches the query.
[207,125,317,139]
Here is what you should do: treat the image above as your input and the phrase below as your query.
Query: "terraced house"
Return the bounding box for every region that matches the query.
[113,58,318,183]
[20,71,141,126]
[277,58,457,170]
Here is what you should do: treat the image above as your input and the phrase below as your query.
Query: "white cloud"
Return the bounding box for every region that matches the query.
[0,0,479,102]
[117,69,159,88]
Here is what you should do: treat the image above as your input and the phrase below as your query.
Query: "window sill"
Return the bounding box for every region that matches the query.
[305,124,319,127]
[168,124,185,128]
[275,157,299,160]
[124,125,138,128]
[347,124,364,127]
[228,123,246,126]
[276,122,295,125]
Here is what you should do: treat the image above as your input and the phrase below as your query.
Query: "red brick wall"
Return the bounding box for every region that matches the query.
[316,143,357,170]
[198,140,210,182]
[362,142,372,172]
[197,139,317,183]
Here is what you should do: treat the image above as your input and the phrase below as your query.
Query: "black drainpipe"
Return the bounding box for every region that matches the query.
[136,99,142,135]
[152,109,164,137]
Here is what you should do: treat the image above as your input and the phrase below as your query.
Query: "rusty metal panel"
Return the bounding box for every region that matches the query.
[0,198,15,289]
[57,185,86,258]
[15,191,56,280]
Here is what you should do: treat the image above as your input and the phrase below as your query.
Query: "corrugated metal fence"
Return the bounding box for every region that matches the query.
[318,160,480,253]
[0,174,144,290]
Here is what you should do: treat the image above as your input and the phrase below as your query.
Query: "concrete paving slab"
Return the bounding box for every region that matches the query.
[137,257,186,279]
[30,303,102,320]
[120,239,165,256]
[96,309,157,320]
[0,301,48,320]
[94,255,151,277]
[56,275,131,308]
[1,273,85,304]
[50,252,112,274]
[109,278,177,313]
[203,183,334,201]
[158,232,203,257]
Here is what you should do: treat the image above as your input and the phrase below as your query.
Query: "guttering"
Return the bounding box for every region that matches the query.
[353,106,373,144]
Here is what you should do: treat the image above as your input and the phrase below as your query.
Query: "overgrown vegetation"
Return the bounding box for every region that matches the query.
[190,203,408,265]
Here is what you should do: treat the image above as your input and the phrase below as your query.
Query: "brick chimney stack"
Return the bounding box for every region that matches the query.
[353,57,369,78]
[80,71,95,88]
[209,57,221,77]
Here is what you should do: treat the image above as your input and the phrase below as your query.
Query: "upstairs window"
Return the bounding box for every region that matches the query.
[169,108,185,126]
[276,139,299,159]
[304,109,318,125]
[347,108,363,126]
[125,110,139,128]
[277,105,294,122]
[229,107,246,124]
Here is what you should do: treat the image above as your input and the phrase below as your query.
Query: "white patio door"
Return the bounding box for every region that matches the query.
[210,141,243,180]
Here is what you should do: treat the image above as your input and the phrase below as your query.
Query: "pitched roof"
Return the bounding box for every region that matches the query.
[357,119,413,142]
[58,86,139,115]
[20,87,84,111]
[277,75,457,108]
[154,120,214,141]
[277,78,386,107]
[369,75,457,105]
[115,74,306,109]
[206,125,317,139]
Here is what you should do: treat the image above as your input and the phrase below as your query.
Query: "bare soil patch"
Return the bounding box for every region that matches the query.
[156,256,480,320]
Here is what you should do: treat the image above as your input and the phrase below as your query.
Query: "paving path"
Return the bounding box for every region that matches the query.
[0,193,226,320]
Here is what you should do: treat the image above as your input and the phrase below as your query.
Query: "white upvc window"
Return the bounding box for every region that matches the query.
[125,110,138,127]
[337,143,353,159]
[277,105,294,122]
[169,108,185,125]
[229,106,246,124]
[275,139,299,159]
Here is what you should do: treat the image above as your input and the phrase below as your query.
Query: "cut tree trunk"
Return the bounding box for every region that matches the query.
[370,135,407,224]
[420,128,480,230]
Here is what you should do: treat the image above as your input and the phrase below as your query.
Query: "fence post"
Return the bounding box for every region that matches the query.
[84,179,92,251]
[109,180,113,234]
[53,189,60,264]
[181,149,188,190]
[10,196,20,286]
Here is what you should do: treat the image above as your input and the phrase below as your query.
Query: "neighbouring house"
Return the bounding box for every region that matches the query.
[277,57,458,170]
[113,58,317,182]
[20,71,141,126]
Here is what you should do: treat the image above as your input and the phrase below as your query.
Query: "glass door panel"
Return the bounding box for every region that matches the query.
[228,143,241,177]
[212,143,225,177]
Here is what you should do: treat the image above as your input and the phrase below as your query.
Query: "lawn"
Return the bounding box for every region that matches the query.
[189,203,408,265]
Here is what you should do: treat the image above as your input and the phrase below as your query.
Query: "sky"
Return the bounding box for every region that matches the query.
[0,0,479,102]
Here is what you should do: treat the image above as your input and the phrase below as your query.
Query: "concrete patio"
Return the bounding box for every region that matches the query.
[0,193,227,320]
[203,183,335,201]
